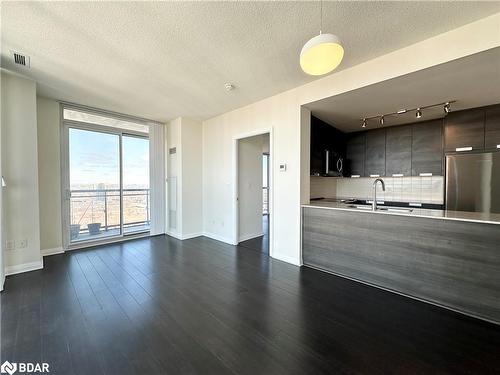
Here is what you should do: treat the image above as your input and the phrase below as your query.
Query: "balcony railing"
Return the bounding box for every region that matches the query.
[70,188,150,242]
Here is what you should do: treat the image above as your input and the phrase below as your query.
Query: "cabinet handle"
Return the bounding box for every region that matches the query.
[392,174,404,177]
[351,175,360,178]
[456,146,472,152]
[419,173,432,177]
[369,174,380,178]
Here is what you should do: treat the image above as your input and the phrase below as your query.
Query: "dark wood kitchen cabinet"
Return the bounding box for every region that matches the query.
[364,129,386,177]
[386,125,412,176]
[310,116,346,176]
[411,119,443,176]
[444,109,485,152]
[346,132,365,177]
[485,105,500,150]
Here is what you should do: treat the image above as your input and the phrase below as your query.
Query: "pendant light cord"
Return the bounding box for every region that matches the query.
[320,0,323,34]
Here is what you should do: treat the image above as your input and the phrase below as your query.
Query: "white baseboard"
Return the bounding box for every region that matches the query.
[202,232,235,245]
[182,232,203,240]
[271,252,302,267]
[238,232,264,242]
[166,231,203,241]
[5,259,44,276]
[41,247,65,257]
[166,230,182,240]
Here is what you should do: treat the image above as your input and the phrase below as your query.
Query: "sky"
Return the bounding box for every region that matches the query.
[69,128,149,188]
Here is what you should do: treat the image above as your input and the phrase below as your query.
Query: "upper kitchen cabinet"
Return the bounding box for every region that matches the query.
[386,125,412,177]
[346,132,365,177]
[411,119,443,176]
[444,108,485,152]
[364,129,386,177]
[310,116,346,176]
[485,105,500,150]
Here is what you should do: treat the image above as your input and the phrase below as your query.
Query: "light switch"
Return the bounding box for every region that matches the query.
[279,163,287,172]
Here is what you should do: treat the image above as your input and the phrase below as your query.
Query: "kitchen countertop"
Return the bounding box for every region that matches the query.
[302,200,500,225]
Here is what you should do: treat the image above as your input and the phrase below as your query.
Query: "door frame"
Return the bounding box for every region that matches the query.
[60,106,150,250]
[232,128,273,257]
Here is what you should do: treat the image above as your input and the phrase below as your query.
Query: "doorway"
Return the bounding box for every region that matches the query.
[236,132,271,254]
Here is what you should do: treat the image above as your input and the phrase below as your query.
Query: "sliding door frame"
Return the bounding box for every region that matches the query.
[60,105,150,250]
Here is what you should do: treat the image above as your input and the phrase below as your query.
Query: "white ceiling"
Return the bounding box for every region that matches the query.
[1,2,499,122]
[306,47,500,132]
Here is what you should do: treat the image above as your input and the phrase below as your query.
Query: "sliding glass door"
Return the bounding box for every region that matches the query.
[62,106,151,247]
[68,128,122,242]
[122,135,150,234]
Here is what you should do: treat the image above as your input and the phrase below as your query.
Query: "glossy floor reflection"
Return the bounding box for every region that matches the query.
[1,235,500,374]
[238,214,269,254]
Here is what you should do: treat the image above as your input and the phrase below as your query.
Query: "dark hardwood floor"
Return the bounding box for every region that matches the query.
[238,214,269,254]
[1,235,500,375]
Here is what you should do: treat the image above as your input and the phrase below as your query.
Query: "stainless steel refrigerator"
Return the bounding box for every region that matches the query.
[446,152,500,213]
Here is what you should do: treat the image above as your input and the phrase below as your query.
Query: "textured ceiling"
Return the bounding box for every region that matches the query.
[1,2,499,122]
[306,47,500,132]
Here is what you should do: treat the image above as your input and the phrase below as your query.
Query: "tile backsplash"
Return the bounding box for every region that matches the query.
[311,176,444,204]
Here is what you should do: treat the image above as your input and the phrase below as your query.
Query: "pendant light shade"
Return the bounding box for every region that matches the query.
[300,33,344,76]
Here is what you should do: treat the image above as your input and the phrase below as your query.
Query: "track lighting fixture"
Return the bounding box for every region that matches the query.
[444,102,451,114]
[359,100,455,129]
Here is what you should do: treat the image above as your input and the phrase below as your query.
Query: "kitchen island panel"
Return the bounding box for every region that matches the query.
[302,206,500,323]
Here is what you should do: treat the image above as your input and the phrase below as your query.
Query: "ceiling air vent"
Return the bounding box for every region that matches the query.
[12,51,30,67]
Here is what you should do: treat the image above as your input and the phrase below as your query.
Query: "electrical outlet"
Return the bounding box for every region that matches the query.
[17,239,28,249]
[5,240,15,251]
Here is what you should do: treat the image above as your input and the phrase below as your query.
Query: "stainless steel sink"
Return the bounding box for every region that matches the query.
[347,205,372,210]
[377,207,413,213]
[346,205,413,213]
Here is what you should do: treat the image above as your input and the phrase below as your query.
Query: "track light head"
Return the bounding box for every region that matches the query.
[416,108,422,119]
[362,118,367,128]
[444,102,451,114]
[380,116,384,125]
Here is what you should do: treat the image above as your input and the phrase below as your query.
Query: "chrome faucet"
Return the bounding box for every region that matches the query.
[372,178,386,211]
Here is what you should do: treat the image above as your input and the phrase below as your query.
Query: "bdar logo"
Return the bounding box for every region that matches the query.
[0,361,17,375]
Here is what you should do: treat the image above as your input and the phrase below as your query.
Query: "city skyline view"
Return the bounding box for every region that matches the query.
[69,128,150,189]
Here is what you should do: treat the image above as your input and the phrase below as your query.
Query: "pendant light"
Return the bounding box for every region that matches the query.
[300,0,344,76]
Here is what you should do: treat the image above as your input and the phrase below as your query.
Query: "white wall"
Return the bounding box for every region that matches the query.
[166,117,203,239]
[0,72,4,289]
[202,14,500,266]
[37,97,63,254]
[180,118,203,238]
[238,134,265,242]
[166,118,181,235]
[1,72,43,274]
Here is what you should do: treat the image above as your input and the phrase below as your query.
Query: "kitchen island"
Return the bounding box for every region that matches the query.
[302,201,500,324]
